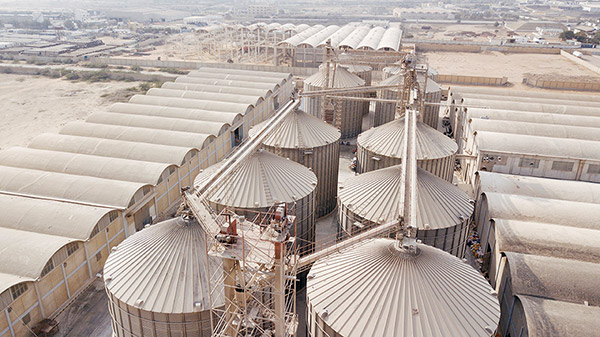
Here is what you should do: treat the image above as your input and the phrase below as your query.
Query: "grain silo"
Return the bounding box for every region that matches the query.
[338,165,472,257]
[104,216,220,337]
[340,64,373,116]
[306,238,500,337]
[194,150,317,253]
[356,118,457,181]
[374,74,442,128]
[249,109,341,218]
[303,64,366,138]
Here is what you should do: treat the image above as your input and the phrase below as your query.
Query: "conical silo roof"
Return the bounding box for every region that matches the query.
[249,109,341,148]
[358,118,457,161]
[380,73,440,93]
[339,165,472,229]
[104,217,219,314]
[307,238,500,337]
[194,150,317,208]
[339,64,372,73]
[305,64,365,88]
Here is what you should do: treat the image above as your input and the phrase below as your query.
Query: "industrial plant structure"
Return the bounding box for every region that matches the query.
[249,109,341,218]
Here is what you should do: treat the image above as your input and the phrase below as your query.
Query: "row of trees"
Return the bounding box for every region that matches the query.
[560,30,600,45]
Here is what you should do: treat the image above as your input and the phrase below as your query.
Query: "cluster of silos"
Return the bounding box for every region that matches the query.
[104,217,219,337]
[340,64,373,116]
[194,150,317,254]
[306,238,500,337]
[338,165,472,257]
[250,109,341,218]
[356,117,458,181]
[374,73,442,128]
[303,64,366,138]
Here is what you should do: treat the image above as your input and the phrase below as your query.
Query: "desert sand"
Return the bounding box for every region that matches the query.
[0,74,142,150]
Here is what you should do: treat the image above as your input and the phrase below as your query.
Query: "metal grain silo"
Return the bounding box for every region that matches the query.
[303,64,366,139]
[250,109,341,218]
[194,150,317,253]
[306,238,500,337]
[356,118,457,181]
[104,217,220,337]
[374,74,442,128]
[338,166,472,257]
[340,64,373,116]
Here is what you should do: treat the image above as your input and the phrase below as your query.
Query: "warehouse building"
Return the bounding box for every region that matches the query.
[0,66,292,335]
[462,131,600,184]
[0,194,126,337]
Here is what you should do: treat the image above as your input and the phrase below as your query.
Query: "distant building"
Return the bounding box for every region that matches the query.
[582,2,600,12]
[392,7,456,20]
[247,4,276,17]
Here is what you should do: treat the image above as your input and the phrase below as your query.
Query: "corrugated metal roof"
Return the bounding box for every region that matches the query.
[280,25,325,46]
[516,296,600,337]
[299,25,340,47]
[460,97,600,116]
[175,76,280,91]
[0,165,149,209]
[456,92,600,108]
[449,86,600,103]
[0,147,172,185]
[476,172,600,203]
[465,108,600,129]
[249,109,340,149]
[0,194,112,240]
[339,166,472,229]
[146,88,263,107]
[86,112,229,137]
[129,95,253,115]
[357,27,385,50]
[110,102,243,126]
[504,252,600,306]
[316,24,359,47]
[495,219,600,264]
[194,150,317,209]
[195,67,292,80]
[358,118,457,160]
[104,217,221,314]
[0,227,75,279]
[0,273,33,297]
[339,63,372,73]
[184,72,286,86]
[304,64,365,89]
[307,238,500,337]
[338,26,370,49]
[30,133,196,165]
[376,27,402,50]
[475,131,600,161]
[469,118,600,142]
[60,122,214,150]
[483,192,600,230]
[162,82,272,99]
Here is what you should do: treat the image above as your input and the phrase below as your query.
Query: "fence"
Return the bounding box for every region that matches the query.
[437,74,508,86]
[522,74,600,92]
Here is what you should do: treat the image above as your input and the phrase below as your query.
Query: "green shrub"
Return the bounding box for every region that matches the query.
[130,65,142,71]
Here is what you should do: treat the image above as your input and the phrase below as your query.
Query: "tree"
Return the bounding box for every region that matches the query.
[575,31,589,43]
[63,19,75,30]
[559,30,575,41]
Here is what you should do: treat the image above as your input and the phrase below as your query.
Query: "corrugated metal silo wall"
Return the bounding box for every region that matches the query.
[423,89,442,129]
[210,192,316,255]
[350,69,372,116]
[303,82,365,139]
[356,146,456,182]
[263,142,340,218]
[107,293,213,337]
[307,304,341,337]
[337,201,469,257]
[373,88,397,127]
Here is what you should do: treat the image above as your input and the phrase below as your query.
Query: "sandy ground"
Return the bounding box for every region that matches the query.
[0,74,142,150]
[425,51,600,88]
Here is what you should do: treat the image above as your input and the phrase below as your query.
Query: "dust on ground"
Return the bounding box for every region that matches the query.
[0,74,144,150]
[425,51,600,89]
